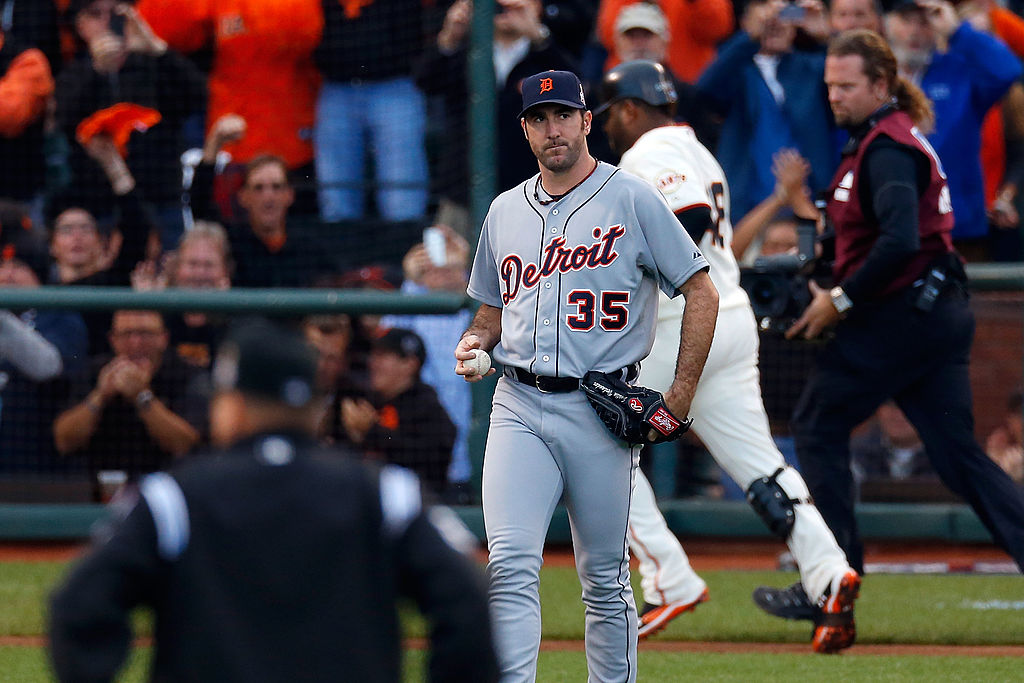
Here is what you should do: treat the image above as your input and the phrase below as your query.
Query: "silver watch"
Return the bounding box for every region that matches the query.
[830,286,853,316]
[135,389,155,410]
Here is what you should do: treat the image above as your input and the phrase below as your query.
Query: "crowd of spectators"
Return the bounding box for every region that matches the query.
[2,0,1024,502]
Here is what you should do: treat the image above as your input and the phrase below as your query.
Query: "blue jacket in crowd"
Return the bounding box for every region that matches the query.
[697,32,838,222]
[919,22,1022,241]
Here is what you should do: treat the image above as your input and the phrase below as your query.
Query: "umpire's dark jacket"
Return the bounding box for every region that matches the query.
[48,432,498,682]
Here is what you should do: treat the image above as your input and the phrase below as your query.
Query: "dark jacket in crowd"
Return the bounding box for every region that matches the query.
[331,379,456,496]
[57,188,154,355]
[315,0,437,83]
[49,432,499,683]
[62,350,207,484]
[54,49,206,212]
[414,39,578,203]
[190,161,335,287]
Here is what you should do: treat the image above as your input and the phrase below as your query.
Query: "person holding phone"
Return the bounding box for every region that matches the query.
[56,1,206,250]
[380,225,476,503]
[696,0,835,223]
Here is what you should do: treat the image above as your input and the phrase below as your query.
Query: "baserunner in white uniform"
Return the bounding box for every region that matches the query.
[596,60,860,653]
[455,70,719,682]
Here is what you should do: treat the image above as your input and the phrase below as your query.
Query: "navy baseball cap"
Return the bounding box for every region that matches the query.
[213,318,318,408]
[519,70,587,118]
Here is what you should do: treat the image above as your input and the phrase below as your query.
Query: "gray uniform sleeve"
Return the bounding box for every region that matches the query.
[467,209,504,308]
[0,310,63,381]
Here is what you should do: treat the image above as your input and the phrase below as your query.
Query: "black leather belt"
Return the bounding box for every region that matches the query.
[508,367,580,393]
[506,364,640,394]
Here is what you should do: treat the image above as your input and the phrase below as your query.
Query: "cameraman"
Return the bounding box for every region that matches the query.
[772,30,1024,587]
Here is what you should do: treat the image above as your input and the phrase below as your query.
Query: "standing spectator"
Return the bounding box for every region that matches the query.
[55,0,206,249]
[53,309,205,501]
[331,327,456,498]
[0,23,55,213]
[882,0,1022,260]
[0,216,86,474]
[381,225,474,503]
[48,318,498,683]
[960,0,1024,261]
[50,133,153,355]
[137,0,322,214]
[132,220,232,368]
[313,0,430,222]
[830,0,883,34]
[190,115,336,287]
[415,0,578,229]
[697,0,837,223]
[760,31,1024,596]
[597,0,734,83]
[603,3,721,150]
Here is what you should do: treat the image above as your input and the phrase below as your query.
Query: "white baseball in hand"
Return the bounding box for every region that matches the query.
[464,349,491,376]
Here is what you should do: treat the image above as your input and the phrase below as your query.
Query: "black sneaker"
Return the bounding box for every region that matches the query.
[752,581,818,621]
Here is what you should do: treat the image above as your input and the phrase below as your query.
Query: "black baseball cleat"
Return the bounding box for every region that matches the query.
[752,581,818,621]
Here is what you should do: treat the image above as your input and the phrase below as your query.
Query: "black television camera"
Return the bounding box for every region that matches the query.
[739,217,822,335]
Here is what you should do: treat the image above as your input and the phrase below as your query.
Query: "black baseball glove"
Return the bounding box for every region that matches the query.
[580,371,692,445]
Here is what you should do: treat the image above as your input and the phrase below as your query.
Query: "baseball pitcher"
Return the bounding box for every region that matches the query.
[455,69,718,682]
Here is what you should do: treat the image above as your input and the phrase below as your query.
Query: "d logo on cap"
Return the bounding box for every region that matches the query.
[540,78,553,94]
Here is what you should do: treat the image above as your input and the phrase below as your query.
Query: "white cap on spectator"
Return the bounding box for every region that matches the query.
[615,3,669,39]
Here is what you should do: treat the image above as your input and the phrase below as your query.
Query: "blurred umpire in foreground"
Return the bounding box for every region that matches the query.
[48,319,498,682]
[755,29,1024,621]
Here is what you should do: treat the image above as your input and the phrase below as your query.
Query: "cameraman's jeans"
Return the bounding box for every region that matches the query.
[313,77,428,221]
[792,287,1024,573]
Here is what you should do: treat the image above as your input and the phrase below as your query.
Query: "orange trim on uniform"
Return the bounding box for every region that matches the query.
[627,523,668,605]
[673,202,712,215]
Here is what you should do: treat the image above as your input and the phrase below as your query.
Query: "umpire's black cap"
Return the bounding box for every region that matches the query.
[519,70,587,118]
[212,318,318,407]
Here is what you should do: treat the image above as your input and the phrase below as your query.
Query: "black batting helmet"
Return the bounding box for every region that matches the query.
[593,60,678,116]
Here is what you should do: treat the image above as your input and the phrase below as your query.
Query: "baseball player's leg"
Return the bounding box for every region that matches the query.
[690,307,849,602]
[627,471,707,618]
[791,350,883,575]
[556,391,639,683]
[482,379,566,682]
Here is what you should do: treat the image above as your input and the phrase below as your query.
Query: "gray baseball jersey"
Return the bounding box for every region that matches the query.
[468,161,709,377]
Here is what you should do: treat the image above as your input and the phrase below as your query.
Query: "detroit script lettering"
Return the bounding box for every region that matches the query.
[500,225,625,304]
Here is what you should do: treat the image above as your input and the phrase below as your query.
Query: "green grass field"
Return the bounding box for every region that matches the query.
[6,561,1023,681]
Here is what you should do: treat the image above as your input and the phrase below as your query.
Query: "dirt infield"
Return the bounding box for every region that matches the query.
[6,634,1020,657]
[6,537,1015,571]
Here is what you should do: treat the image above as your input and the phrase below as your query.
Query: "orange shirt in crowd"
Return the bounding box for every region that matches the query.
[0,37,54,138]
[137,0,323,169]
[596,0,734,83]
